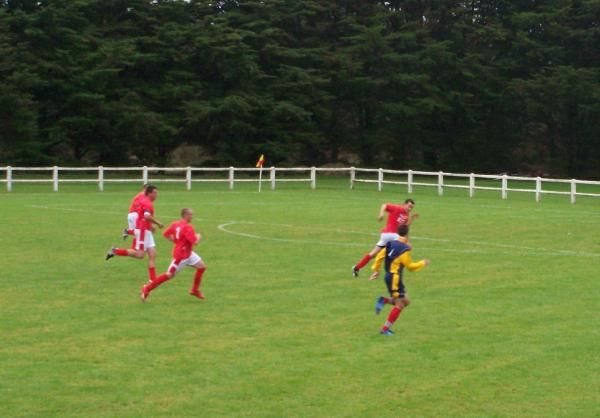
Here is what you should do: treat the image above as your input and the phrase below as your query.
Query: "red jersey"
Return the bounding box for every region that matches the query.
[135,196,154,231]
[381,204,409,233]
[128,191,146,213]
[164,220,199,260]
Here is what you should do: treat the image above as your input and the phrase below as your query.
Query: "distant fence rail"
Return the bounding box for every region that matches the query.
[1,166,599,203]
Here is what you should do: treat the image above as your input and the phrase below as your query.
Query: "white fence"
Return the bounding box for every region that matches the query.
[0,166,599,203]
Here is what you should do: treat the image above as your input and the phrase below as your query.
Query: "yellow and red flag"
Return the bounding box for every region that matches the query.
[255,154,265,168]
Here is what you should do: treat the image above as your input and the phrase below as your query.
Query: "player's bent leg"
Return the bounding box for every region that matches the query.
[141,271,175,302]
[106,247,139,260]
[146,247,157,281]
[368,245,383,257]
[380,293,405,335]
[353,245,381,276]
[189,257,206,300]
[375,296,386,314]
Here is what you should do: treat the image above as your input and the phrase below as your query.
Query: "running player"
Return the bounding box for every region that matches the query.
[140,208,207,301]
[352,198,418,277]
[374,224,430,335]
[122,184,148,240]
[105,185,164,283]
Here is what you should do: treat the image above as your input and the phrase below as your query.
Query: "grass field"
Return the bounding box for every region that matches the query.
[1,180,599,417]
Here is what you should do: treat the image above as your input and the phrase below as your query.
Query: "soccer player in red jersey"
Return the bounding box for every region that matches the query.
[140,208,207,302]
[106,185,164,283]
[352,198,418,277]
[122,184,148,240]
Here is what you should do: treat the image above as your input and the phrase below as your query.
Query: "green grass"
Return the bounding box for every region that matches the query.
[1,179,599,417]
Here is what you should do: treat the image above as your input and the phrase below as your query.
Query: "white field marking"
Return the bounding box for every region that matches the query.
[24,204,600,257]
[217,221,600,258]
[212,221,600,258]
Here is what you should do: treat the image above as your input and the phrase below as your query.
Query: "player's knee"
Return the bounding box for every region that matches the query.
[403,297,411,307]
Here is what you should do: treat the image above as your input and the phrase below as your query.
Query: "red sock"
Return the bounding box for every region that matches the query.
[127,229,134,235]
[191,268,205,292]
[148,267,156,281]
[115,248,129,256]
[382,307,402,331]
[147,273,171,291]
[355,253,373,270]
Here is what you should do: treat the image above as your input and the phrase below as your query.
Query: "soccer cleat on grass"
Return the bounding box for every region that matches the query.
[380,329,394,336]
[375,296,385,315]
[105,247,115,261]
[352,266,359,277]
[189,290,205,300]
[122,228,129,240]
[140,284,150,302]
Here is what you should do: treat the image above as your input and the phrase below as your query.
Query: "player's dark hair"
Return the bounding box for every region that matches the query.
[145,184,158,195]
[404,198,415,205]
[398,224,409,236]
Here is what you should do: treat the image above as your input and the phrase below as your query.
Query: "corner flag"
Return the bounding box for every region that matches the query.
[256,154,265,168]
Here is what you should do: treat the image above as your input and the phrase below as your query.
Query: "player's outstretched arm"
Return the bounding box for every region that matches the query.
[144,212,164,229]
[162,225,175,242]
[378,203,387,221]
[400,251,429,272]
[371,248,386,272]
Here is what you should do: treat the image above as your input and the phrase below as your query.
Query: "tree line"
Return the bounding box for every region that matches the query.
[0,0,598,177]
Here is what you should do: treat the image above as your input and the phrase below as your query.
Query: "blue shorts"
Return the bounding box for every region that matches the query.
[385,272,406,299]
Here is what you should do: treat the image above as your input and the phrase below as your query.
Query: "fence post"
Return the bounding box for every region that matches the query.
[229,167,235,190]
[437,171,443,196]
[186,167,192,191]
[377,168,383,192]
[570,180,576,204]
[98,166,104,192]
[469,173,475,198]
[350,167,355,189]
[270,167,276,190]
[501,175,508,199]
[6,166,12,192]
[53,166,59,192]
[310,167,316,190]
[142,166,148,184]
[407,169,413,194]
[535,177,541,202]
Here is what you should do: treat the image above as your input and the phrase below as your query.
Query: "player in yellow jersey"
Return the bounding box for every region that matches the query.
[368,232,410,281]
[374,224,431,335]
